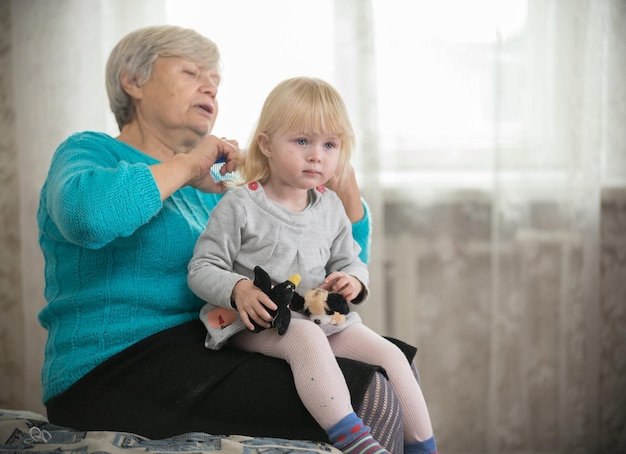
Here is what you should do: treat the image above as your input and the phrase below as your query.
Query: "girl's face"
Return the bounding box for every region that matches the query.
[260,128,342,191]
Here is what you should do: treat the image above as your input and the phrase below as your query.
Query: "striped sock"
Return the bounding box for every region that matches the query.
[327,413,389,454]
[342,432,389,454]
[405,436,437,454]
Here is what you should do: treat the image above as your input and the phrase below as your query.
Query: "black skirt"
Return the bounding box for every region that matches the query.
[46,319,416,441]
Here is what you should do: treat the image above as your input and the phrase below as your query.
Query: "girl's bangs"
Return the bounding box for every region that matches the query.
[279,96,346,137]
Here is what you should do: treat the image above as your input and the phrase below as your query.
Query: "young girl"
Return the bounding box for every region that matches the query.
[187,77,437,454]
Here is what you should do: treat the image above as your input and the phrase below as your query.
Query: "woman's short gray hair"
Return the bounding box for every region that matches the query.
[105,25,220,130]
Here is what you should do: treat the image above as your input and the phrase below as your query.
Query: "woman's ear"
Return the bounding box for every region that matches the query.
[120,71,144,99]
[257,134,271,157]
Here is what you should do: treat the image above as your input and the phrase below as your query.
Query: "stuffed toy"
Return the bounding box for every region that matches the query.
[249,265,301,335]
[290,287,350,326]
[200,266,300,349]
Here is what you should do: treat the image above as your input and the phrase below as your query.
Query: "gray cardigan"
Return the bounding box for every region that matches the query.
[188,182,369,348]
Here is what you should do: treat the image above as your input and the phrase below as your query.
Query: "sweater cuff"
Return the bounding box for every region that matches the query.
[352,199,371,264]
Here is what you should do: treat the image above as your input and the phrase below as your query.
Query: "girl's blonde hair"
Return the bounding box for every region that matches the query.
[237,77,355,188]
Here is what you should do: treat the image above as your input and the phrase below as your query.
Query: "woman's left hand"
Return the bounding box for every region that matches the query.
[325,165,364,223]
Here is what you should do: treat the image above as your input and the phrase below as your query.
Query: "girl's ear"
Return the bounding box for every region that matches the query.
[120,71,144,99]
[257,134,271,157]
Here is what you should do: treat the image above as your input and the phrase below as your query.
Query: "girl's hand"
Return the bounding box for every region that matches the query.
[319,271,362,302]
[231,279,277,331]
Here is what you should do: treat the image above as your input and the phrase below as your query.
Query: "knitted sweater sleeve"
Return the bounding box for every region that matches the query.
[352,199,372,264]
[43,133,162,249]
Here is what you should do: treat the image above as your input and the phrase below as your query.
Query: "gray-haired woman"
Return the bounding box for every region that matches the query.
[38,25,414,453]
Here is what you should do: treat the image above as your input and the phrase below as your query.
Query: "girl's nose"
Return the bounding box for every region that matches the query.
[308,148,322,162]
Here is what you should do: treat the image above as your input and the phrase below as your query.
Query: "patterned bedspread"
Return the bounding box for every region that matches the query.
[0,409,340,453]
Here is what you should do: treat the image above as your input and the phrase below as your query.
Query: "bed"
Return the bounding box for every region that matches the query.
[0,409,340,453]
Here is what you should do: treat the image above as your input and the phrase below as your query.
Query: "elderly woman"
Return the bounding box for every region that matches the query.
[37,25,414,452]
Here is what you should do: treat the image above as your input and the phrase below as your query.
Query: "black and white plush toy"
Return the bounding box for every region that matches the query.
[249,265,300,335]
[290,287,350,326]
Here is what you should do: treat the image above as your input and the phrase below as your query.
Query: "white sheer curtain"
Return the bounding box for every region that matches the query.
[169,2,625,451]
[335,1,625,453]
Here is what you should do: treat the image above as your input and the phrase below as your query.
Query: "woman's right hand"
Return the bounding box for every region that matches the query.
[186,135,240,193]
[150,135,241,200]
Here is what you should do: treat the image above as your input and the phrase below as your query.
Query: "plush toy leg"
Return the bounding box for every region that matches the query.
[274,310,291,335]
[331,312,346,325]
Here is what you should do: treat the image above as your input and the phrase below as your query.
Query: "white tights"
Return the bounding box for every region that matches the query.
[229,320,434,442]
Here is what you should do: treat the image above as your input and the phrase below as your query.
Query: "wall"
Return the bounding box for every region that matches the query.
[0,0,23,410]
[0,0,166,414]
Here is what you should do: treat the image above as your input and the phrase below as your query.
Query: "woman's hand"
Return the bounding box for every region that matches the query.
[231,279,277,331]
[325,164,364,223]
[318,271,363,302]
[186,135,240,193]
[150,135,241,200]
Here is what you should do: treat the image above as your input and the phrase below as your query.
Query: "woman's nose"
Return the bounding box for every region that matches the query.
[200,77,218,97]
[201,83,217,97]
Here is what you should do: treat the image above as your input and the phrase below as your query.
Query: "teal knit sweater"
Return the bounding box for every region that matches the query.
[37,132,371,403]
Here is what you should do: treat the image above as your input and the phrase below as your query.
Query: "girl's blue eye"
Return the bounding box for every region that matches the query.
[324,142,336,149]
[296,138,308,145]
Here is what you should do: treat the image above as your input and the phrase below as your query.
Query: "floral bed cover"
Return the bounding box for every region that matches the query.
[0,409,339,454]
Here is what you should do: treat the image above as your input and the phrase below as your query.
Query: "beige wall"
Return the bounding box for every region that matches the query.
[0,0,23,411]
[0,0,166,414]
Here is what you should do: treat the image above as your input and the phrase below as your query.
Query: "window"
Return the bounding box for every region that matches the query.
[167,0,336,144]
[373,0,527,172]
[167,1,579,190]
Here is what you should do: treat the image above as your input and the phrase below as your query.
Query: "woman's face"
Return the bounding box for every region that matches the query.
[137,56,220,141]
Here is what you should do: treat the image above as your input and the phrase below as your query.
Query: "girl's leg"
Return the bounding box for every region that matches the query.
[230,320,353,428]
[230,320,389,453]
[328,324,436,452]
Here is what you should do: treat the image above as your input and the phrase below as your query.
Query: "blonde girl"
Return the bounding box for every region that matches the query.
[188,77,437,454]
